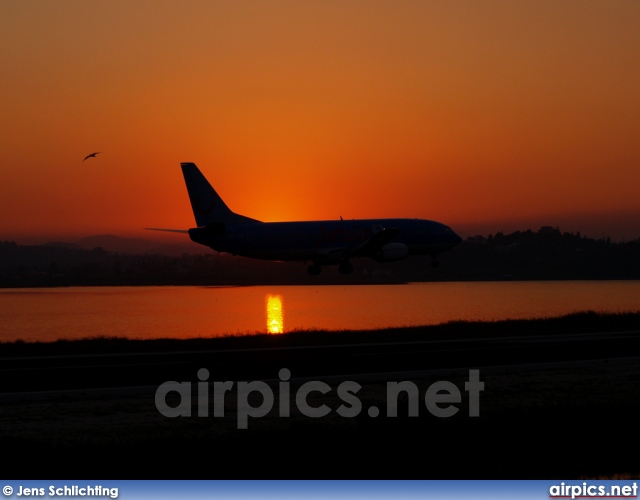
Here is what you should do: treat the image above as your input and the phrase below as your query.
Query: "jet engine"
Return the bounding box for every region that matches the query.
[374,242,409,262]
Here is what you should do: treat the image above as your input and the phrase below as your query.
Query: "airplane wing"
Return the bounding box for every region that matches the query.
[349,226,400,258]
[313,226,400,263]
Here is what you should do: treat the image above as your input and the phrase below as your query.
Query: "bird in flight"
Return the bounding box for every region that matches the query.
[83,152,102,161]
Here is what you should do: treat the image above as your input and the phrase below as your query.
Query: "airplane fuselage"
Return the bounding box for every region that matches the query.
[188,218,461,264]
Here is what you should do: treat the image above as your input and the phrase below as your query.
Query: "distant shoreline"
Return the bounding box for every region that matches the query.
[3,227,640,286]
[4,275,640,289]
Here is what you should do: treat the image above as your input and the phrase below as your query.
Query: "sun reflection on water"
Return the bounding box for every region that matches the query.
[266,294,284,334]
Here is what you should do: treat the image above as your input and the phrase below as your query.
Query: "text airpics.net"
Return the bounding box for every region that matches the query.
[155,368,484,429]
[549,482,638,499]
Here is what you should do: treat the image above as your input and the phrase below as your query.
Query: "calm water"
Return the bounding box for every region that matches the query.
[1,281,640,342]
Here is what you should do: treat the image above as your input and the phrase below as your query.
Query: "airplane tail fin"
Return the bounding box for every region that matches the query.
[181,162,260,226]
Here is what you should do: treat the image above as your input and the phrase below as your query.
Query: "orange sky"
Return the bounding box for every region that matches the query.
[1,1,639,244]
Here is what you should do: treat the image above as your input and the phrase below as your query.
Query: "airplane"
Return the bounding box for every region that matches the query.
[147,162,462,275]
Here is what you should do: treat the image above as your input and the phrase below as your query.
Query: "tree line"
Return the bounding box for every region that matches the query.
[1,226,639,287]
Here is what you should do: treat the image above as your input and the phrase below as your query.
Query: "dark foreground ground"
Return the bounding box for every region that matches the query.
[2,311,640,479]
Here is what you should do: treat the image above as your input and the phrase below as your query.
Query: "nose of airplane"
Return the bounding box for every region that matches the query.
[441,225,462,245]
[452,230,463,245]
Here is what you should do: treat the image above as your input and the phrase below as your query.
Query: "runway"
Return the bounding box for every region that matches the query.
[2,329,640,393]
[2,326,640,478]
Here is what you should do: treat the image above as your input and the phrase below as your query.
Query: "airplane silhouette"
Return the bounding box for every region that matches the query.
[147,162,462,275]
[83,152,102,161]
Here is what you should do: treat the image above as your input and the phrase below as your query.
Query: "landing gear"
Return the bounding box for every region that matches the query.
[307,264,322,276]
[338,261,353,275]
